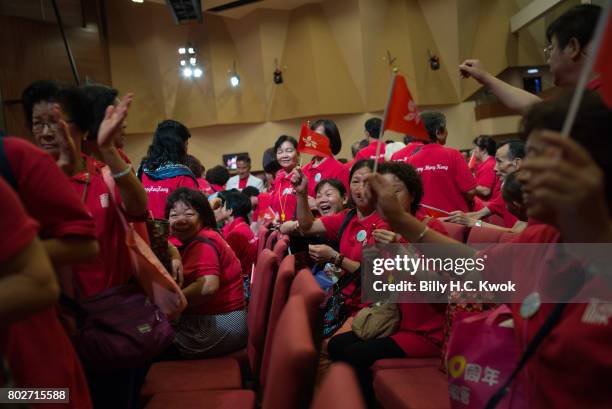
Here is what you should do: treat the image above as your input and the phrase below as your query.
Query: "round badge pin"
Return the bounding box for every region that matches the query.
[315,173,322,182]
[520,291,541,319]
[356,229,367,242]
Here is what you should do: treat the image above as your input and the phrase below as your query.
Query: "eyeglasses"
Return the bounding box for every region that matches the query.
[543,44,554,59]
[31,119,73,133]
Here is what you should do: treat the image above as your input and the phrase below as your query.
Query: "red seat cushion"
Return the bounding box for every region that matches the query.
[371,358,440,373]
[311,363,366,409]
[439,222,468,242]
[145,389,256,409]
[466,226,506,244]
[289,269,325,336]
[374,367,451,409]
[141,358,241,403]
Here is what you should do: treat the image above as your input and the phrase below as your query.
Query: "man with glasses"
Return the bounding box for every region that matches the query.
[459,4,602,114]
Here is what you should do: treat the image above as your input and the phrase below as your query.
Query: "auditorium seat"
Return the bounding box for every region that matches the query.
[141,249,279,401]
[261,296,318,409]
[440,222,469,242]
[500,232,518,243]
[288,269,326,341]
[265,230,280,250]
[145,389,256,409]
[260,255,297,387]
[374,366,450,409]
[272,236,289,262]
[257,226,270,256]
[466,226,506,244]
[310,363,366,409]
[484,214,505,227]
[371,358,440,372]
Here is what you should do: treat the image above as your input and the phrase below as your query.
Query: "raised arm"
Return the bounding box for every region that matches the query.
[291,168,327,235]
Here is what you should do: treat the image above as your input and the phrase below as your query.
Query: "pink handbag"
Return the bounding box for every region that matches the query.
[445,305,526,409]
[102,167,186,320]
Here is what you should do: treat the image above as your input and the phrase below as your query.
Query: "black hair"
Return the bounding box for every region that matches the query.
[501,171,523,204]
[55,86,95,135]
[473,135,497,156]
[81,84,119,141]
[206,165,230,186]
[222,190,252,224]
[311,119,342,155]
[349,159,375,181]
[421,111,446,143]
[403,135,418,144]
[314,178,347,198]
[236,154,251,165]
[521,89,612,206]
[546,4,601,50]
[274,134,298,152]
[141,120,191,170]
[378,162,423,215]
[365,118,382,139]
[165,187,217,229]
[351,139,369,158]
[242,186,260,198]
[22,80,60,129]
[498,139,526,160]
[185,154,205,177]
[262,147,281,175]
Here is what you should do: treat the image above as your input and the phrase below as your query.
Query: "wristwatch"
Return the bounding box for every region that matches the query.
[474,220,483,228]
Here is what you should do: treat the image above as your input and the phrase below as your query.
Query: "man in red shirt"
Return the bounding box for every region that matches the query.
[459,5,602,114]
[472,135,498,199]
[390,135,425,163]
[354,118,386,162]
[407,111,476,213]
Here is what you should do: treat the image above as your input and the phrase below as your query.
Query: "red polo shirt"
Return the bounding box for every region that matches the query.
[196,177,215,196]
[408,144,477,212]
[390,303,446,356]
[321,210,390,312]
[474,156,498,199]
[301,157,350,197]
[0,178,93,409]
[270,169,297,222]
[142,173,198,219]
[486,187,519,228]
[221,217,257,277]
[70,156,135,297]
[390,142,425,163]
[354,140,385,162]
[177,228,245,315]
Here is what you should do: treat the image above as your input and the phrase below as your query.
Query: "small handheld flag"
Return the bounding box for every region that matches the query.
[298,123,333,158]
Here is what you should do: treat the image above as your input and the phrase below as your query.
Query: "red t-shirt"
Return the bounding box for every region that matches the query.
[354,140,386,162]
[390,303,446,356]
[196,177,215,196]
[390,142,425,163]
[408,144,477,212]
[177,229,245,315]
[238,177,248,190]
[486,187,519,228]
[141,173,198,219]
[474,156,498,198]
[221,217,257,277]
[0,179,93,409]
[301,157,350,198]
[4,137,95,239]
[320,210,390,312]
[270,169,297,222]
[70,156,135,297]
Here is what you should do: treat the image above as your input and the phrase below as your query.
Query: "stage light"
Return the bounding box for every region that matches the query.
[188,47,195,54]
[180,59,186,66]
[183,67,193,78]
[230,74,240,87]
[527,68,539,74]
[189,57,197,66]
[273,69,283,84]
[132,0,144,3]
[193,68,203,78]
[178,47,186,55]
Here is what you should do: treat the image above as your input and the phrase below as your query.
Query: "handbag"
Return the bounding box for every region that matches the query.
[101,167,186,320]
[321,271,359,337]
[351,301,401,340]
[61,285,175,371]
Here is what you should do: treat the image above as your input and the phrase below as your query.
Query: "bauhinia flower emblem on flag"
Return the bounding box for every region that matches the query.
[303,136,318,149]
[298,123,333,157]
[403,100,421,124]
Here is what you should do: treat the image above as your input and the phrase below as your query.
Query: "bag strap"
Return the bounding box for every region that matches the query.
[179,235,221,259]
[0,138,18,190]
[337,209,357,239]
[484,301,568,409]
[409,145,423,158]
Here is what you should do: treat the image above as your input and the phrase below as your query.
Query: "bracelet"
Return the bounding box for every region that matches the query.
[112,164,132,179]
[415,226,430,243]
[295,221,305,236]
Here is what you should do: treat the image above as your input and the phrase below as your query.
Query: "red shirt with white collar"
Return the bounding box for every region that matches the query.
[221,217,257,276]
[390,142,425,163]
[408,143,476,212]
[301,157,350,197]
[270,169,297,222]
[355,140,386,162]
[177,228,245,315]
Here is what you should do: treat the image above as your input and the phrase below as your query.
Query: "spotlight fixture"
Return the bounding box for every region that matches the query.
[180,60,186,66]
[428,49,440,71]
[273,58,283,84]
[188,47,195,54]
[193,68,203,78]
[189,57,197,66]
[178,47,186,55]
[132,0,144,3]
[527,68,539,74]
[229,61,240,87]
[183,67,193,78]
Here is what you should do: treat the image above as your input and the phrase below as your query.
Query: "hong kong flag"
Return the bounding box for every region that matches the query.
[594,9,612,108]
[298,123,333,157]
[382,74,429,141]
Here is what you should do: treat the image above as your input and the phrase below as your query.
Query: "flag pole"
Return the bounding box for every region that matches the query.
[373,72,398,174]
[560,0,611,137]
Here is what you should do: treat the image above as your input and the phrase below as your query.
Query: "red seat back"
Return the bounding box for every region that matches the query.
[500,232,518,243]
[260,255,297,387]
[467,226,506,244]
[310,363,366,409]
[440,222,469,242]
[265,230,279,250]
[262,297,317,409]
[247,249,279,379]
[257,226,270,256]
[289,269,325,338]
[272,237,289,262]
